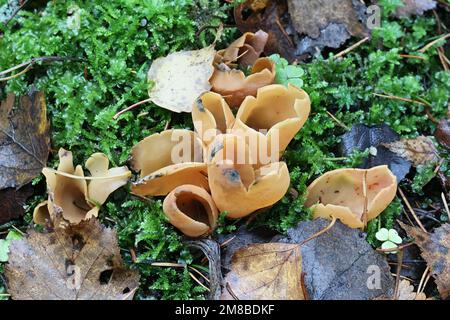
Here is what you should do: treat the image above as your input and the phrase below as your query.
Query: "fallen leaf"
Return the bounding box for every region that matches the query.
[399,222,450,299]
[273,219,395,300]
[5,220,139,300]
[0,90,50,190]
[0,185,33,224]
[397,279,427,300]
[394,0,437,17]
[0,230,22,262]
[435,119,450,149]
[222,243,305,300]
[381,136,439,167]
[147,45,216,113]
[341,124,411,181]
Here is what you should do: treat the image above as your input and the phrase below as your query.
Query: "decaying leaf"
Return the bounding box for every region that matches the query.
[222,243,305,300]
[397,280,427,300]
[399,222,450,299]
[382,136,439,167]
[5,220,139,300]
[341,124,412,181]
[221,219,395,300]
[394,0,437,18]
[0,91,50,190]
[0,185,33,224]
[147,45,216,113]
[435,119,450,149]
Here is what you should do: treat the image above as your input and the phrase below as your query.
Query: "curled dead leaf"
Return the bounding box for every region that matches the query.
[397,279,427,300]
[381,136,439,167]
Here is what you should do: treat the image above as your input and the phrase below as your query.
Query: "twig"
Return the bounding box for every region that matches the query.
[418,33,450,53]
[298,216,337,246]
[220,235,236,247]
[151,262,185,268]
[393,250,404,300]
[376,241,415,253]
[437,48,449,72]
[416,266,430,297]
[372,93,429,107]
[300,273,310,300]
[326,111,349,130]
[225,282,239,300]
[399,54,426,60]
[362,171,368,227]
[441,192,450,221]
[0,56,81,77]
[332,37,370,60]
[113,98,152,120]
[0,63,32,82]
[398,188,428,233]
[189,266,210,283]
[188,271,210,291]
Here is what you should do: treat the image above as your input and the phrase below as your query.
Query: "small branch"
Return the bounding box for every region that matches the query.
[0,63,32,82]
[225,282,239,300]
[393,250,404,300]
[398,188,428,234]
[332,37,369,60]
[418,33,450,53]
[326,111,349,130]
[0,56,81,77]
[298,216,337,247]
[399,54,426,60]
[442,192,450,221]
[416,266,430,297]
[376,241,415,253]
[113,98,152,120]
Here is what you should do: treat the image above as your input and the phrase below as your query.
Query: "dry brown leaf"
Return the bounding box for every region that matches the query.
[221,243,305,300]
[5,220,139,300]
[435,119,450,149]
[147,45,216,113]
[0,185,33,224]
[0,90,50,190]
[382,136,439,167]
[397,279,427,300]
[399,222,450,299]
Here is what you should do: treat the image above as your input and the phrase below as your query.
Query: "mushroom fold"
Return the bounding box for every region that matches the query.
[232,84,310,167]
[210,57,276,108]
[34,148,130,225]
[305,165,397,228]
[163,184,218,237]
[192,91,235,146]
[216,30,268,68]
[131,129,209,196]
[207,134,290,218]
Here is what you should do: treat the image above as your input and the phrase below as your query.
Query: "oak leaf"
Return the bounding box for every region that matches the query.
[5,220,139,300]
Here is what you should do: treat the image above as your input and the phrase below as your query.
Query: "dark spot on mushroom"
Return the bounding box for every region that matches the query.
[334,190,340,194]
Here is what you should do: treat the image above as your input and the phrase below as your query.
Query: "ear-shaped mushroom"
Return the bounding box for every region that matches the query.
[216,30,268,67]
[207,134,290,218]
[163,184,218,237]
[192,92,235,146]
[42,148,96,224]
[232,84,310,167]
[210,57,276,108]
[37,148,131,225]
[131,129,209,196]
[305,165,397,228]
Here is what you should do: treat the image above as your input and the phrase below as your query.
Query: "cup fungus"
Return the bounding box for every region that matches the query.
[131,129,209,196]
[216,30,268,68]
[207,134,290,218]
[163,184,218,237]
[305,165,397,228]
[210,57,276,108]
[232,84,310,166]
[34,148,131,225]
[191,91,235,146]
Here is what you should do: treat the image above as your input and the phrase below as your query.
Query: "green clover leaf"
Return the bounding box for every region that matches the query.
[376,228,402,254]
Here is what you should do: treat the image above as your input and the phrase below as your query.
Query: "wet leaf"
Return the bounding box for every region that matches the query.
[399,222,450,299]
[274,219,395,300]
[381,136,439,167]
[5,219,139,300]
[435,119,450,149]
[394,0,437,18]
[341,124,411,181]
[0,91,50,190]
[147,45,216,113]
[222,243,305,300]
[0,185,33,224]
